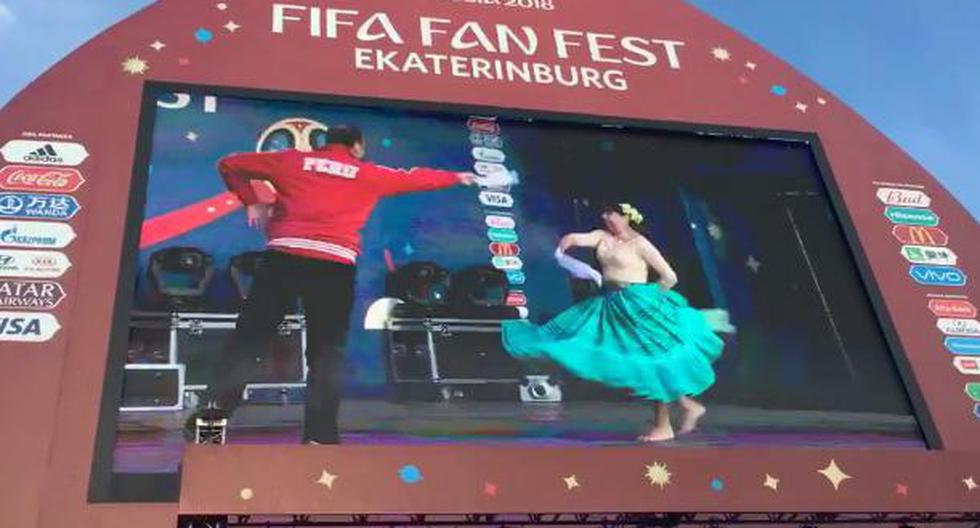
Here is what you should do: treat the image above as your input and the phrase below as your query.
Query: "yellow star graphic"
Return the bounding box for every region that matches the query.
[818,459,852,491]
[763,474,780,492]
[563,475,580,490]
[121,57,149,75]
[964,477,978,491]
[316,469,338,489]
[711,47,732,61]
[645,462,672,489]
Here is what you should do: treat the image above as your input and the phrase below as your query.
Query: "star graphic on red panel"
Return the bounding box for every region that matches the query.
[483,482,497,497]
[895,483,909,497]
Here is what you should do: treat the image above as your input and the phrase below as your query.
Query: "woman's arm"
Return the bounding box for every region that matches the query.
[557,230,604,252]
[637,237,678,290]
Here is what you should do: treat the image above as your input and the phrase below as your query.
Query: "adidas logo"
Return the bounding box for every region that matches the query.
[23,144,63,164]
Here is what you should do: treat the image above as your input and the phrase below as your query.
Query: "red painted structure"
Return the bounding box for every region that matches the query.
[0,1,977,526]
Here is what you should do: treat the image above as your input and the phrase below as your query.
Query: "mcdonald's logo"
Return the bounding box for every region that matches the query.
[892,225,949,246]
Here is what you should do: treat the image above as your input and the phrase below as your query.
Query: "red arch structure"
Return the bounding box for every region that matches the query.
[0,1,977,527]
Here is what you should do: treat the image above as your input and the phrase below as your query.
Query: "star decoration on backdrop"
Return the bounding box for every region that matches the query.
[399,465,423,484]
[763,474,780,492]
[563,475,580,490]
[795,102,809,113]
[217,2,228,10]
[224,20,242,32]
[817,97,828,105]
[121,57,149,75]
[964,477,978,491]
[645,462,672,489]
[178,57,190,66]
[483,482,498,497]
[711,47,732,61]
[818,459,852,491]
[315,470,338,489]
[186,131,199,142]
[746,256,761,273]
[738,76,749,85]
[895,483,909,497]
[239,488,254,500]
[149,40,166,52]
[745,61,757,70]
[195,28,214,44]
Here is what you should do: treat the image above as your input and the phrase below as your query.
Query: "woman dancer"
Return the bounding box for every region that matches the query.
[502,203,731,442]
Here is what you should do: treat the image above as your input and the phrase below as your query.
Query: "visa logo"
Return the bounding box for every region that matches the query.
[908,265,967,287]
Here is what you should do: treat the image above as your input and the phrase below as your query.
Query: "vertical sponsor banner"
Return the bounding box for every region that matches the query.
[468,116,528,318]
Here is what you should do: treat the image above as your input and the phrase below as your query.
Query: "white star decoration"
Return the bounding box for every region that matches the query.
[121,57,149,75]
[224,20,241,32]
[186,131,199,142]
[817,97,828,105]
[563,475,580,490]
[149,40,166,52]
[745,61,757,70]
[818,459,852,491]
[763,474,780,492]
[316,470,338,489]
[217,2,228,10]
[746,256,761,274]
[645,462,673,489]
[965,477,978,491]
[711,47,732,61]
[795,102,809,113]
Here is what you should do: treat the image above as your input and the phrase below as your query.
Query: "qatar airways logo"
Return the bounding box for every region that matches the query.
[271,4,686,92]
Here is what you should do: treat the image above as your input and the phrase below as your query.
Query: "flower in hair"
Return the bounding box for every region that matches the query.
[619,203,644,225]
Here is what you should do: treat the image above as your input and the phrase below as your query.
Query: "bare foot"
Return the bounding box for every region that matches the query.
[678,400,706,435]
[638,426,675,443]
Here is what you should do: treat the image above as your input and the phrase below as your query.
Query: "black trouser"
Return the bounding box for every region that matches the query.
[203,250,356,444]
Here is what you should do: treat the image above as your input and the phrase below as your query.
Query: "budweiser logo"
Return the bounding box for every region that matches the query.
[0,165,85,193]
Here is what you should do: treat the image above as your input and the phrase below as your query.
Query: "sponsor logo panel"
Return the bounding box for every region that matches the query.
[0,192,81,220]
[492,256,523,271]
[472,147,506,163]
[900,245,957,266]
[929,299,977,319]
[479,191,514,208]
[0,279,65,309]
[0,165,85,193]
[485,214,516,229]
[908,265,966,287]
[1,140,89,167]
[876,187,931,208]
[944,336,980,355]
[953,356,980,375]
[891,225,948,246]
[937,319,980,338]
[883,206,939,226]
[0,249,72,278]
[0,311,61,342]
[0,220,76,249]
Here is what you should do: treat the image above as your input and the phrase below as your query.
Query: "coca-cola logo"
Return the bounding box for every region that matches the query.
[0,165,85,193]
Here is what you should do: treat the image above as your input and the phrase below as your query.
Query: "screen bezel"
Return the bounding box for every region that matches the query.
[87,80,937,503]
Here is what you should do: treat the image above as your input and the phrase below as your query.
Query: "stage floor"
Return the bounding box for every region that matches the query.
[112,400,925,474]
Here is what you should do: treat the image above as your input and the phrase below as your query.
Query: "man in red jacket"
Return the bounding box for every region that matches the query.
[193,125,476,444]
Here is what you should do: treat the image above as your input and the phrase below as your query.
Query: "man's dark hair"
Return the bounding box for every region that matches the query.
[325,125,364,147]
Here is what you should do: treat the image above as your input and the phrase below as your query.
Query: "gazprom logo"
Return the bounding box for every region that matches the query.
[908,265,966,287]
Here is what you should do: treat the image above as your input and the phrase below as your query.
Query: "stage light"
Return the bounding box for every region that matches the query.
[385,261,450,306]
[448,265,509,310]
[228,251,268,300]
[147,247,215,309]
[520,375,562,403]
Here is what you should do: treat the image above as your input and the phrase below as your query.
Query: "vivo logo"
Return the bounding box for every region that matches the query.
[908,265,966,287]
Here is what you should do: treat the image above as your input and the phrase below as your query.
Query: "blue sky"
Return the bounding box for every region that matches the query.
[0,0,977,218]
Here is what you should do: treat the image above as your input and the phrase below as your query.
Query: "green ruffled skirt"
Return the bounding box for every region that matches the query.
[502,283,725,402]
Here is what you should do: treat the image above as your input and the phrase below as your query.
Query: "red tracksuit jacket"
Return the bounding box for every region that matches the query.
[218,145,460,264]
